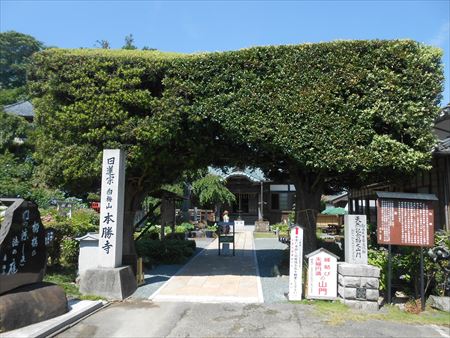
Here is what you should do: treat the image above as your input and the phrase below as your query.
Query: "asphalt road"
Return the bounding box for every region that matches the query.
[56,300,449,338]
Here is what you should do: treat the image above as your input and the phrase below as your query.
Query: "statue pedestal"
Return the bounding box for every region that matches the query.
[255,220,270,232]
[80,266,137,300]
[0,282,68,332]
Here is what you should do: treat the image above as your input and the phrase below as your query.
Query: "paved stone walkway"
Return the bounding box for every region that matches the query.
[150,231,263,303]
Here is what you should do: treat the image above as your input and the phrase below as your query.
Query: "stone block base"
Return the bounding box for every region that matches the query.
[338,263,380,278]
[255,221,270,232]
[338,275,379,289]
[0,282,68,332]
[80,266,137,300]
[338,263,380,311]
[338,285,379,301]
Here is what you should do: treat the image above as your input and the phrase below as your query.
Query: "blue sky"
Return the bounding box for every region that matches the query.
[1,0,449,105]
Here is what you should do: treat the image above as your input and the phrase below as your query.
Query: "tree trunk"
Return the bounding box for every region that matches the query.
[290,168,324,255]
[122,181,147,274]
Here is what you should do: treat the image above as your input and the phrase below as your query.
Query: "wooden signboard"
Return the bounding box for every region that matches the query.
[306,248,338,300]
[376,192,437,247]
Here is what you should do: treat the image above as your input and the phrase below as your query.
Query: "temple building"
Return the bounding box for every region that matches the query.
[211,168,296,225]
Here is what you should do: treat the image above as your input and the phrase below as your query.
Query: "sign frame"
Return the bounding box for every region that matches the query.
[376,191,437,248]
[306,248,338,300]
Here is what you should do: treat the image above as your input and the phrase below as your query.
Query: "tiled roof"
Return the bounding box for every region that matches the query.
[209,167,268,182]
[436,137,450,153]
[3,101,34,118]
[434,104,450,153]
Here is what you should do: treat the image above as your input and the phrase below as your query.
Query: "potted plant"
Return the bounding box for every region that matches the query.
[205,224,217,238]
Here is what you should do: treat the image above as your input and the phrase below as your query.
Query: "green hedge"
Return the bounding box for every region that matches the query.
[136,238,196,265]
[29,41,443,194]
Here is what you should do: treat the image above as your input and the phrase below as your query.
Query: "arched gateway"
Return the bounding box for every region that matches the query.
[29,40,443,299]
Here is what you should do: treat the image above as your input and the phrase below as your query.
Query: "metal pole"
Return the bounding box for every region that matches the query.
[218,227,220,256]
[259,181,264,221]
[420,247,425,311]
[233,221,235,256]
[388,244,392,304]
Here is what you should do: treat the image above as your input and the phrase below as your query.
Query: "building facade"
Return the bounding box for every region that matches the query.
[212,169,296,225]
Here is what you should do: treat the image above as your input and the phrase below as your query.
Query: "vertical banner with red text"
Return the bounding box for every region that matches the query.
[289,226,304,301]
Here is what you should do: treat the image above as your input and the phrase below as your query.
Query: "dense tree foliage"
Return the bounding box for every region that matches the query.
[0,110,32,153]
[29,40,443,253]
[0,87,28,106]
[191,174,235,215]
[0,31,44,88]
[0,110,64,207]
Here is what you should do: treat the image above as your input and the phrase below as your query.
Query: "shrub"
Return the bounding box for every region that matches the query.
[368,230,450,297]
[165,232,186,241]
[179,222,195,231]
[60,237,79,265]
[175,225,187,233]
[368,248,388,291]
[87,192,100,201]
[136,238,196,265]
[42,208,99,266]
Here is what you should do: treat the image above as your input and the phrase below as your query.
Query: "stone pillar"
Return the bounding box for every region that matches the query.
[98,149,125,268]
[80,149,136,300]
[344,214,368,264]
[258,181,264,221]
[337,263,380,311]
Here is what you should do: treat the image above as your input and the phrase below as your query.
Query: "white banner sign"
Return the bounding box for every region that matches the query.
[98,149,125,268]
[306,249,337,300]
[288,226,304,301]
[344,214,368,264]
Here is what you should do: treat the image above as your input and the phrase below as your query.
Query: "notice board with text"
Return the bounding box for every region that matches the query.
[376,192,437,247]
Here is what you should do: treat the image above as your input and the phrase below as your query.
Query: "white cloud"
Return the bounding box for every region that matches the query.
[430,21,450,47]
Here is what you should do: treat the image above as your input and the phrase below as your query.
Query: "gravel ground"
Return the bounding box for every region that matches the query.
[254,236,289,303]
[130,238,213,299]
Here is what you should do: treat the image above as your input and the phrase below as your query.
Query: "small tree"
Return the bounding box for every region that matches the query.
[95,40,110,49]
[192,174,235,220]
[122,34,137,50]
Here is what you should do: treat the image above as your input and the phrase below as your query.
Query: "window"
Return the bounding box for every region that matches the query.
[271,192,290,210]
[279,193,288,210]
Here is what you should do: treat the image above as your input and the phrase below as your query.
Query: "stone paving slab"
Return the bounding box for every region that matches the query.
[130,239,213,300]
[150,231,263,303]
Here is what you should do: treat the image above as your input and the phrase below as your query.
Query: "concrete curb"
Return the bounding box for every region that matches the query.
[150,295,261,303]
[1,300,106,338]
[251,233,265,304]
